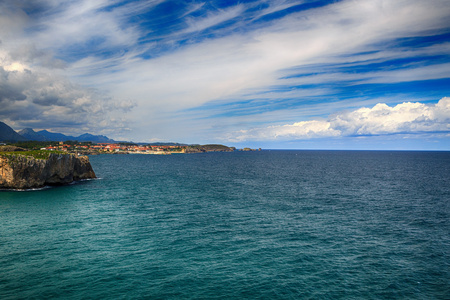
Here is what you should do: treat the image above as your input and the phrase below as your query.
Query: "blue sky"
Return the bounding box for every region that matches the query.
[1,0,449,149]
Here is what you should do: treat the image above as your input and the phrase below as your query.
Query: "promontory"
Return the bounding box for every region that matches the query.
[0,146,96,189]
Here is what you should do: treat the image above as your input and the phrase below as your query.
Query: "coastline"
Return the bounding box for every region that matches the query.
[0,150,96,190]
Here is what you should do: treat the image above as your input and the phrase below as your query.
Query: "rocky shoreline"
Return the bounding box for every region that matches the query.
[0,150,96,190]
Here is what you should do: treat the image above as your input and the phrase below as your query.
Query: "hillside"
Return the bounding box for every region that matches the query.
[185,144,235,153]
[36,130,114,143]
[37,130,75,141]
[0,122,27,142]
[0,121,116,143]
[18,128,50,141]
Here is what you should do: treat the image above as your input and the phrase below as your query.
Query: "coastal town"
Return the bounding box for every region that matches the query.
[43,142,188,155]
[0,140,258,189]
[37,141,259,155]
[0,121,260,154]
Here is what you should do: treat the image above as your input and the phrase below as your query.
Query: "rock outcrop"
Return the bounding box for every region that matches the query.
[0,153,96,189]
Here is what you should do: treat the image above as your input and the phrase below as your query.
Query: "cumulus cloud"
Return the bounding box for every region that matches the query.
[75,0,450,119]
[331,99,450,135]
[1,0,449,143]
[0,1,137,135]
[229,98,450,141]
[0,60,135,135]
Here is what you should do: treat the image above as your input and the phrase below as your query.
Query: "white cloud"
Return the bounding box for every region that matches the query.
[0,61,135,135]
[78,0,450,111]
[229,97,450,141]
[30,0,155,51]
[1,0,449,143]
[0,1,139,135]
[63,0,449,142]
[183,5,244,34]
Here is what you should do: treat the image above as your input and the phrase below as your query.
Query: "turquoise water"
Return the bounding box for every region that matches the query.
[1,151,449,299]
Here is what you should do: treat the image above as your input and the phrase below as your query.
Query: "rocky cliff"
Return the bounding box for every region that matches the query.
[0,153,96,189]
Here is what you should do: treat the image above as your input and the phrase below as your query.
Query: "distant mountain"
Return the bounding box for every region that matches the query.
[37,130,76,141]
[0,121,116,143]
[77,133,114,143]
[18,128,50,141]
[0,122,27,142]
[34,130,114,143]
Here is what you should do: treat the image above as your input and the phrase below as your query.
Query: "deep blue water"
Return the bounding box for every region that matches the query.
[1,151,449,299]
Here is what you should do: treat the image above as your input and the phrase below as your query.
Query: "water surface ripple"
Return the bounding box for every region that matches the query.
[1,151,449,299]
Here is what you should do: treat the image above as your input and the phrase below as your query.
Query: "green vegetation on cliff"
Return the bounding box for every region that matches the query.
[202,144,235,151]
[185,144,235,153]
[0,149,64,160]
[0,149,96,189]
[11,141,92,149]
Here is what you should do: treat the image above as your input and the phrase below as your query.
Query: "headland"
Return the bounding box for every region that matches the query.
[0,146,96,190]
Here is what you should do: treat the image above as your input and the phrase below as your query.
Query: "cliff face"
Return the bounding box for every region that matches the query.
[0,153,96,189]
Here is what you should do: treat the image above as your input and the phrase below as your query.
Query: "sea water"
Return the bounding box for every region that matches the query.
[1,151,449,299]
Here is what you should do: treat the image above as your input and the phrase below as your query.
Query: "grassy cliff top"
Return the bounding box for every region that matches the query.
[201,144,234,150]
[0,149,64,160]
[186,144,235,151]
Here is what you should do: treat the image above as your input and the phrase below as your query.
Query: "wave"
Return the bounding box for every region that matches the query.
[0,178,101,192]
[0,186,52,192]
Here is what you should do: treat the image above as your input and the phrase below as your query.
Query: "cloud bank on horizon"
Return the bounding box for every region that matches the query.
[0,0,449,149]
[229,97,450,140]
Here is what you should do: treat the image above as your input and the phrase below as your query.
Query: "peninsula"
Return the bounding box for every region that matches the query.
[6,141,238,155]
[0,121,258,155]
[0,146,96,190]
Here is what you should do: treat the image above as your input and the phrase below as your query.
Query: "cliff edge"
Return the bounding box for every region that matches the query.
[0,152,96,189]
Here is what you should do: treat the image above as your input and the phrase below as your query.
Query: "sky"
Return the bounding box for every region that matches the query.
[1,0,449,150]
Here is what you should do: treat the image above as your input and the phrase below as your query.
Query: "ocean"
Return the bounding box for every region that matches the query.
[1,150,449,299]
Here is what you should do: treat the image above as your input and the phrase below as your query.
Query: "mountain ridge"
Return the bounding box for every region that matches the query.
[0,121,115,143]
[18,128,51,141]
[0,122,27,142]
